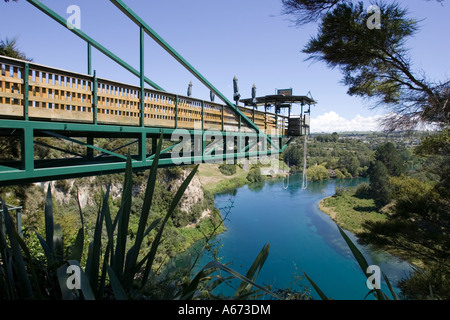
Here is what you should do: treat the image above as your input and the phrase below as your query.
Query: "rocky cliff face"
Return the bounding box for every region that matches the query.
[165,170,204,214]
[39,168,205,215]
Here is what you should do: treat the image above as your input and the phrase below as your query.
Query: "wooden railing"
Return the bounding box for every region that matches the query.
[0,56,289,134]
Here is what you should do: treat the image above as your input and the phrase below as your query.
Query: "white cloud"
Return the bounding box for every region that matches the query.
[310,111,384,133]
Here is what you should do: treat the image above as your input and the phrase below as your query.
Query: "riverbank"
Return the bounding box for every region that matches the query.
[197,162,289,195]
[318,186,386,234]
[318,185,421,269]
[198,164,249,194]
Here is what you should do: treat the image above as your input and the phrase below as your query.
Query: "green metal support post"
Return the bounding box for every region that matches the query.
[87,43,92,75]
[139,27,147,162]
[140,26,145,128]
[23,63,29,121]
[22,127,34,172]
[139,132,147,163]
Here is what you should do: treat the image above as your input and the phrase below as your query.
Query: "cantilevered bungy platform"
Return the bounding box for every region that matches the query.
[241,94,315,137]
[0,0,316,186]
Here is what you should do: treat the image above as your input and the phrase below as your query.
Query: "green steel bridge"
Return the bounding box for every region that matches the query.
[0,0,315,187]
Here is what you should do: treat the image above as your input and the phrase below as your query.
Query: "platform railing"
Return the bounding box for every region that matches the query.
[0,56,289,135]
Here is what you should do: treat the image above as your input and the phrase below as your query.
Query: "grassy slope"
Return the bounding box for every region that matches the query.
[318,188,387,234]
[197,164,249,194]
[197,161,288,194]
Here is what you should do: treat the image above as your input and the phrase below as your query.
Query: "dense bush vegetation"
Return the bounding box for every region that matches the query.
[246,167,264,183]
[218,163,237,176]
[307,165,329,182]
[321,129,450,299]
[283,132,374,180]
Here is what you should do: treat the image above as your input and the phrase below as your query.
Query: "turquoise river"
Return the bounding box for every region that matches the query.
[188,173,413,300]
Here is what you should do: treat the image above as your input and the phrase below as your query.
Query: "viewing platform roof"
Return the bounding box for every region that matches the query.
[240,94,316,107]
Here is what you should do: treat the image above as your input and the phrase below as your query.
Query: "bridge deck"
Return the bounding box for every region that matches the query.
[0,56,292,135]
[0,55,313,186]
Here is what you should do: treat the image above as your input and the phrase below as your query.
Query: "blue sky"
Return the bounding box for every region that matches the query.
[1,0,449,132]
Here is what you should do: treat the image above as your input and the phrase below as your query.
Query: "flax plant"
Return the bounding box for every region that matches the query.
[0,132,280,300]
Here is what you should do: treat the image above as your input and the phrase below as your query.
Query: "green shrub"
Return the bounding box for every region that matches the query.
[218,163,237,176]
[167,166,183,178]
[333,169,346,179]
[247,168,263,183]
[307,165,329,181]
[354,182,371,199]
[334,186,346,197]
[55,179,72,193]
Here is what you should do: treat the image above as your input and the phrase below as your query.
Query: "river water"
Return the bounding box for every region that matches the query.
[188,173,413,300]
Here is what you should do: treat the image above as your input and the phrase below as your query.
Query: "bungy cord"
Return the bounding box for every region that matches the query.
[302,134,308,190]
[283,157,289,190]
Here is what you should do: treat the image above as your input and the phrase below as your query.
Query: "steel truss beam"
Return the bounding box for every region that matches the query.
[0,119,290,186]
[1,2,300,186]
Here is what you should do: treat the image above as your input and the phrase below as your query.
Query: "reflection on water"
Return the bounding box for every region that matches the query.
[189,173,413,300]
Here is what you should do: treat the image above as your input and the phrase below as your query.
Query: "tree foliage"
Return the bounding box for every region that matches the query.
[282,0,446,26]
[367,142,406,207]
[284,0,449,130]
[306,164,329,181]
[0,36,32,160]
[283,134,372,178]
[218,163,237,176]
[373,142,406,177]
[415,127,450,192]
[368,160,391,208]
[358,129,450,298]
[0,37,31,60]
[286,0,449,299]
[281,0,348,26]
[246,167,263,183]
